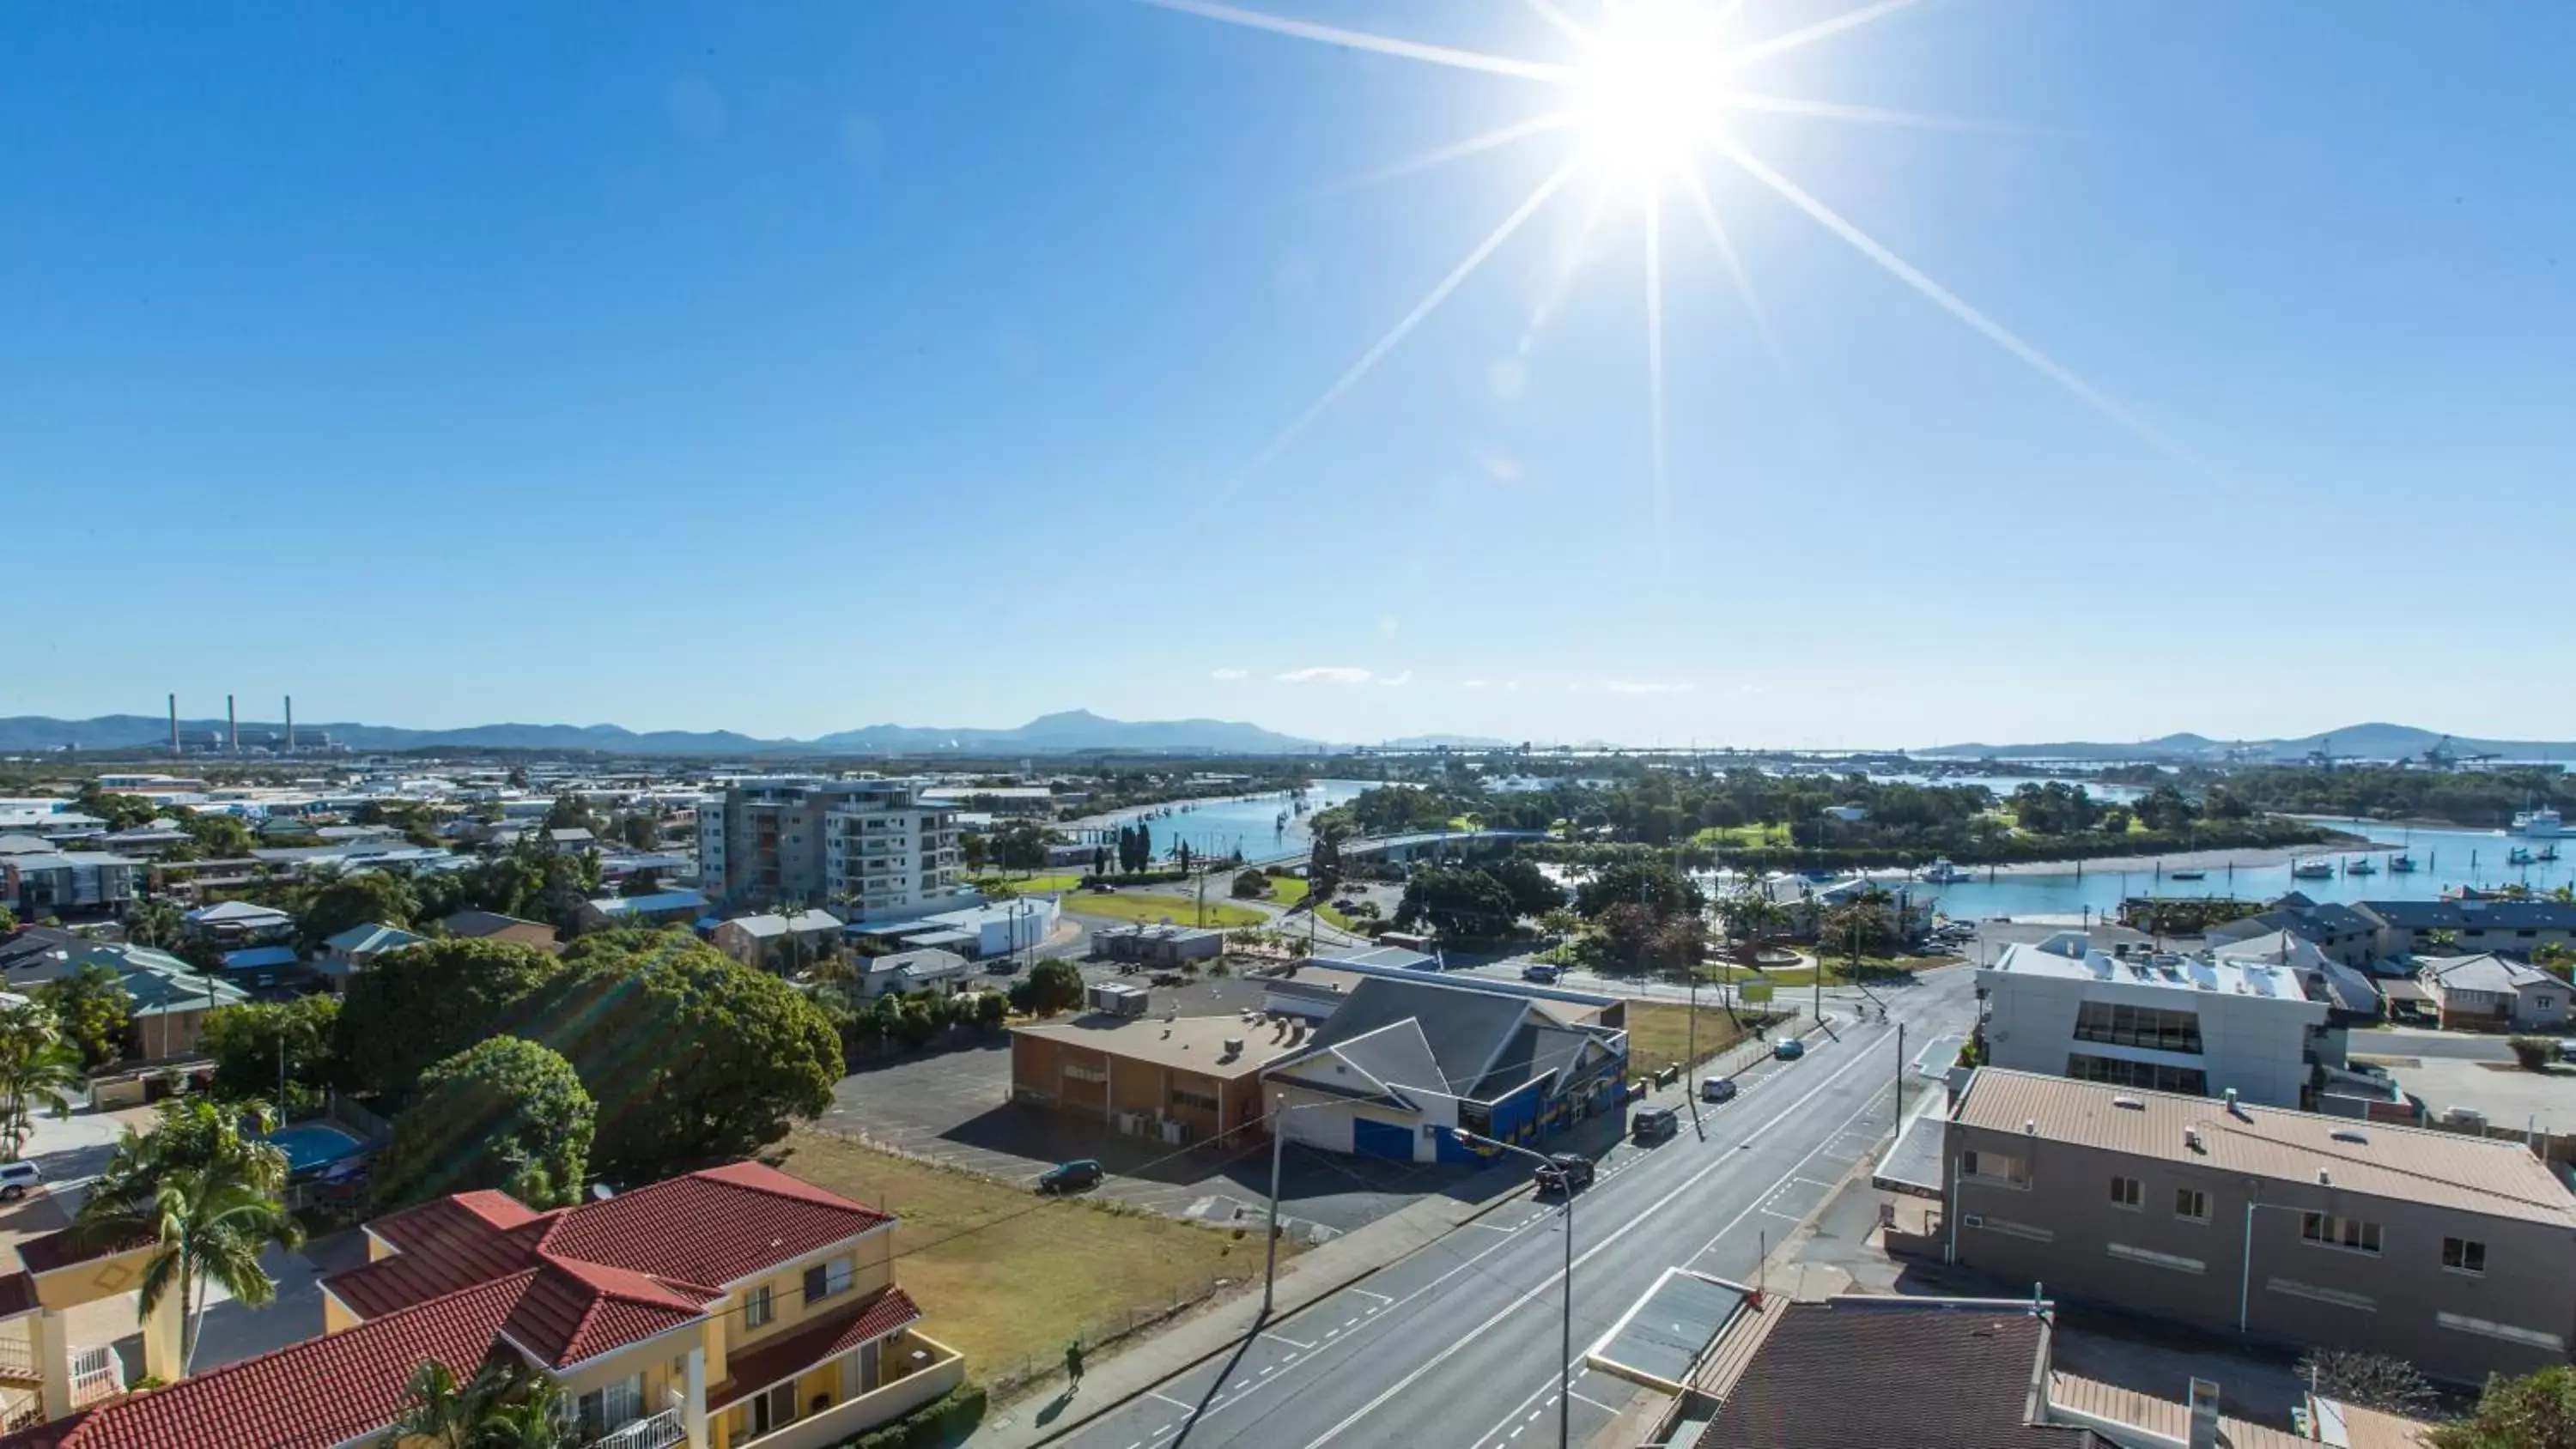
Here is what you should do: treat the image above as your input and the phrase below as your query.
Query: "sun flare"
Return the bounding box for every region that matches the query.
[1570,3,1735,179]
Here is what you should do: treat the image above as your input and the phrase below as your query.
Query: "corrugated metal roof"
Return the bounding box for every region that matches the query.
[1955,1069,2576,1226]
[2047,1373,2310,1449]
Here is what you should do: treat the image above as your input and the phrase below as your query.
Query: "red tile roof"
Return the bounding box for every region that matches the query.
[2,1163,899,1449]
[710,1288,923,1411]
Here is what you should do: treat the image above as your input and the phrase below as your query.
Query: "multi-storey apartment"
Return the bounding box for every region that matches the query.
[1978,932,2335,1108]
[1929,1069,2576,1384]
[698,779,965,920]
[0,1161,961,1449]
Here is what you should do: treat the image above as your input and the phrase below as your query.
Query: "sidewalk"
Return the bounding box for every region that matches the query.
[972,1010,1832,1447]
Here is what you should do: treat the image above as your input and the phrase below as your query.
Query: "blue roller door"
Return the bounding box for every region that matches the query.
[1353,1118,1413,1161]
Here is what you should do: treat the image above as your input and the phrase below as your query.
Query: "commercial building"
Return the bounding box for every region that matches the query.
[1977,932,2333,1108]
[0,1161,959,1449]
[2355,898,2576,961]
[856,898,1057,961]
[1929,1069,2576,1384]
[2415,952,2568,1032]
[0,849,138,919]
[697,778,965,919]
[1012,1011,1297,1146]
[1091,923,1225,967]
[712,909,846,972]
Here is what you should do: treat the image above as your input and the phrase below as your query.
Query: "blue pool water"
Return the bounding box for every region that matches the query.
[265,1123,364,1173]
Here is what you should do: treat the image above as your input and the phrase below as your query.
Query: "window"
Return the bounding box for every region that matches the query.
[576,1375,644,1438]
[1171,1088,1220,1113]
[2067,1053,2208,1096]
[2109,1175,2142,1209]
[744,1282,775,1329]
[2174,1188,2209,1222]
[2537,996,2558,1011]
[1962,1149,2027,1187]
[2443,1237,2488,1275]
[2073,1001,2205,1054]
[805,1256,855,1303]
[2301,1212,2382,1255]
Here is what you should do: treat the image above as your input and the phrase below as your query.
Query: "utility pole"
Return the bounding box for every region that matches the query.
[1893,1021,1905,1131]
[1261,1094,1286,1317]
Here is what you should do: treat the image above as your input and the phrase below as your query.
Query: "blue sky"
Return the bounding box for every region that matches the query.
[5,0,2572,749]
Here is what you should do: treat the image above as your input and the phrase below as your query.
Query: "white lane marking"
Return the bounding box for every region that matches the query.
[1146,1391,1194,1410]
[1295,1024,1899,1449]
[1260,1331,1315,1349]
[1461,1220,1516,1232]
[1570,1388,1622,1412]
[1349,1287,1394,1302]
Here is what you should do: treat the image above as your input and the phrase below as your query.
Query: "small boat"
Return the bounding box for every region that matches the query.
[1919,858,1972,883]
[2169,870,2207,882]
[2291,858,2335,880]
[2389,853,2417,873]
[2508,846,2535,866]
[2541,845,2563,863]
[2345,857,2377,876]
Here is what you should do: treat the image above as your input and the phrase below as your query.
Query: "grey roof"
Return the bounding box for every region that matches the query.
[584,888,709,916]
[866,948,970,979]
[1466,1022,1542,1100]
[1296,976,1533,1096]
[2421,952,2555,995]
[2318,960,2385,1015]
[0,834,54,856]
[2362,899,2576,931]
[437,909,554,939]
[185,900,293,925]
[323,922,427,956]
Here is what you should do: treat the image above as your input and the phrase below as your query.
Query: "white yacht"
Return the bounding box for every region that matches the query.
[2291,858,2335,880]
[2512,805,2565,838]
[1919,858,1972,882]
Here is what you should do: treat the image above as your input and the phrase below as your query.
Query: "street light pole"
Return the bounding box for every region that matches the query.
[1452,1129,1574,1449]
[1262,1092,1286,1319]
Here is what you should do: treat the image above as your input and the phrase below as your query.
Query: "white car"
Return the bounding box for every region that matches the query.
[0,1161,42,1201]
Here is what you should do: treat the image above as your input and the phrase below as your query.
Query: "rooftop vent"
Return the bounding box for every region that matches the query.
[2024,1119,2038,1135]
[2112,1096,2146,1111]
[2318,1169,2333,1186]
[1222,1038,1244,1058]
[2184,1127,2205,1153]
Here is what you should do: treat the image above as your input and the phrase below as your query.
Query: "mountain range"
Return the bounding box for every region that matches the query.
[0,709,1323,758]
[1918,723,2576,764]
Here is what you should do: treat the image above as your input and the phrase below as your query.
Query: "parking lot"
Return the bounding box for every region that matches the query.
[821,961,1518,1238]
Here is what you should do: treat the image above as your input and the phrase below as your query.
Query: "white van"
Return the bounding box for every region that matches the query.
[0,1161,39,1201]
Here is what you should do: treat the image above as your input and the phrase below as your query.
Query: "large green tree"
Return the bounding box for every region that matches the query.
[1012,958,1086,1016]
[519,931,838,1180]
[2433,1363,2576,1449]
[1394,866,1519,943]
[373,1037,595,1211]
[201,996,340,1106]
[1573,858,1704,919]
[0,1003,84,1159]
[332,939,564,1103]
[1482,856,1566,919]
[298,870,417,949]
[36,961,132,1071]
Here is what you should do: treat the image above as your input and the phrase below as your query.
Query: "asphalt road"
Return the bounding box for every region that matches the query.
[1051,966,1980,1449]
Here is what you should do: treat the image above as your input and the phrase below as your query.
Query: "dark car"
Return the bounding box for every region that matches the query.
[1522,963,1561,984]
[1534,1153,1595,1194]
[1037,1159,1104,1195]
[1772,1036,1806,1061]
[1631,1106,1679,1144]
[1701,1076,1739,1105]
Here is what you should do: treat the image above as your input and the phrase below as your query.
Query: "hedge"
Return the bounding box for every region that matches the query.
[832,1383,987,1449]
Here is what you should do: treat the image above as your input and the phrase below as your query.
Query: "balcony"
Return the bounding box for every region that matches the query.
[69,1345,123,1409]
[732,1331,963,1449]
[586,1408,686,1449]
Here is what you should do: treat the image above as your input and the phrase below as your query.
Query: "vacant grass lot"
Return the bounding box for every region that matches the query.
[774,1127,1281,1385]
[1625,1001,1763,1076]
[1064,891,1267,929]
[968,872,1086,895]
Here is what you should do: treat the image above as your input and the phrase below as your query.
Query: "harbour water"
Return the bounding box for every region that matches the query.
[1881,818,2574,924]
[1075,779,1372,865]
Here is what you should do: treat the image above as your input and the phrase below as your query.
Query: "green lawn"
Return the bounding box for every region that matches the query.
[968,872,1086,896]
[1064,891,1267,929]
[1724,952,1959,988]
[1625,1001,1760,1076]
[1692,822,1794,850]
[774,1129,1286,1387]
[1262,875,1309,907]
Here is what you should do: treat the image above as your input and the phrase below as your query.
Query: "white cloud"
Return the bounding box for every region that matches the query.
[1275,666,1374,685]
[1605,680,1695,695]
[1211,668,1249,682]
[1378,670,1414,688]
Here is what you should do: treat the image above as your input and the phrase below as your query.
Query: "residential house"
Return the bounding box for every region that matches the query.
[90,944,250,1061]
[2206,896,2380,970]
[0,1161,961,1449]
[179,899,296,947]
[712,911,844,973]
[1264,974,1629,1161]
[1012,1012,1298,1145]
[546,826,599,852]
[438,908,565,953]
[2415,953,2569,1033]
[0,851,137,919]
[0,927,87,991]
[576,888,712,932]
[216,943,307,991]
[857,949,973,999]
[2354,898,2576,961]
[2209,931,2384,1024]
[1977,932,2335,1107]
[1923,1068,2576,1383]
[320,922,428,979]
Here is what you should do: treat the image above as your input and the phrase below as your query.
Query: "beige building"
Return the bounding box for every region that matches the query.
[698,779,964,919]
[1925,1068,2576,1384]
[1012,1012,1298,1146]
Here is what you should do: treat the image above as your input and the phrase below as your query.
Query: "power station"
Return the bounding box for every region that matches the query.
[159,694,332,755]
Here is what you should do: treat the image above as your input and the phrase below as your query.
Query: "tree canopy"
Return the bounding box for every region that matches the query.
[1574,857,1704,919]
[332,939,565,1103]
[2433,1363,2576,1449]
[373,1037,595,1211]
[37,962,131,1071]
[1394,866,1520,943]
[201,996,339,1108]
[298,870,417,949]
[1012,958,1086,1017]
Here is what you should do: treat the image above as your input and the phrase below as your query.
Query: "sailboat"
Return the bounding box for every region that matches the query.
[2541,845,2563,863]
[2508,846,2536,866]
[2345,856,2377,876]
[2389,852,2417,873]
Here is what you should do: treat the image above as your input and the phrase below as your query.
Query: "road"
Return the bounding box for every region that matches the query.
[1049,965,1979,1449]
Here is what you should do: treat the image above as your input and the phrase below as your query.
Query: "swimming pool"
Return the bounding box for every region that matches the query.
[265,1123,365,1174]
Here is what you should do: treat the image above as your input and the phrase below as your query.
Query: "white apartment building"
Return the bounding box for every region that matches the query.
[699,778,967,919]
[1976,931,2334,1109]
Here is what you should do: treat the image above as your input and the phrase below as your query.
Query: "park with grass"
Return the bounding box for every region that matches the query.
[1062,889,1267,930]
[1623,1000,1770,1077]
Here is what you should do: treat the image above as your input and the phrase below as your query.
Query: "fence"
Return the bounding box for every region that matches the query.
[980,1276,1232,1403]
[324,1091,392,1143]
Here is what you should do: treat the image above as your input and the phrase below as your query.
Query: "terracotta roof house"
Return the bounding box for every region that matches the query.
[0,1162,960,1449]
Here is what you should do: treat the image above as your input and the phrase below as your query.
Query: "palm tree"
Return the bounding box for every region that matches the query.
[0,1003,85,1161]
[380,1360,570,1449]
[74,1099,300,1372]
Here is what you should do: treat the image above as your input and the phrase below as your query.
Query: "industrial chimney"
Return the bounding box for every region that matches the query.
[284,695,295,754]
[227,694,238,753]
[167,694,179,755]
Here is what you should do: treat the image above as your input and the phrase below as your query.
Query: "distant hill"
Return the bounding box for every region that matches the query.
[1919,723,2576,764]
[0,709,1324,758]
[1380,734,1513,749]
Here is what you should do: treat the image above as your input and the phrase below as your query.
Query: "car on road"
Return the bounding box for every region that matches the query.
[1522,962,1561,984]
[1036,1159,1104,1195]
[1084,880,1118,893]
[1534,1153,1595,1194]
[0,1161,39,1201]
[1771,1036,1807,1061]
[1701,1076,1739,1104]
[1631,1106,1679,1144]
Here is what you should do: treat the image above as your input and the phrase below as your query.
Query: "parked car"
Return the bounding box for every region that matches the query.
[1037,1159,1103,1195]
[1534,1153,1595,1194]
[1701,1076,1739,1104]
[1772,1036,1806,1061]
[1522,962,1561,984]
[1631,1106,1679,1144]
[1084,881,1118,893]
[0,1161,40,1201]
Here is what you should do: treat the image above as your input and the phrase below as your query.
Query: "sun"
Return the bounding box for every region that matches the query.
[1571,3,1736,179]
[1137,0,2201,507]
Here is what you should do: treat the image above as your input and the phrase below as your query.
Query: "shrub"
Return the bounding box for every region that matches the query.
[836,1382,987,1449]
[2509,1035,2556,1071]
[1230,870,1269,900]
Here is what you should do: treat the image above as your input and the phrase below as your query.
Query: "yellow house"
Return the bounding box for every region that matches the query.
[0,1162,961,1449]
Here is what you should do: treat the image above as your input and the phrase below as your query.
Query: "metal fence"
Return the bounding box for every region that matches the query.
[981,1276,1233,1402]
